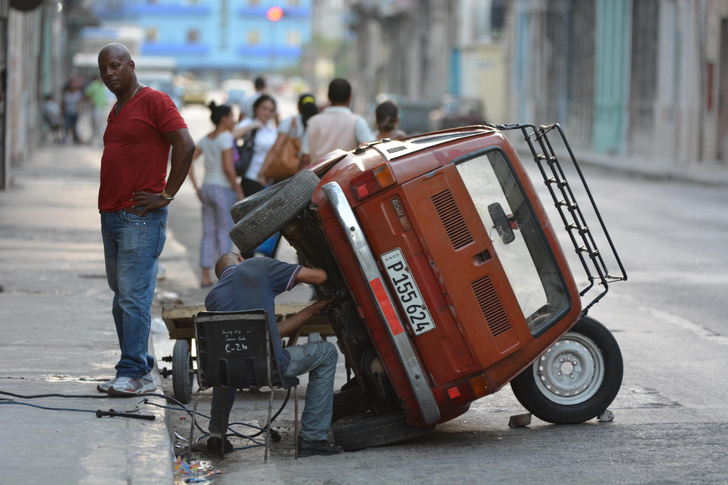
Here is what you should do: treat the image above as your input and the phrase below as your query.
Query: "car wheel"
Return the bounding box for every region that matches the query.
[332,386,370,423]
[510,316,623,424]
[172,339,194,404]
[332,412,434,451]
[230,179,288,224]
[229,170,319,254]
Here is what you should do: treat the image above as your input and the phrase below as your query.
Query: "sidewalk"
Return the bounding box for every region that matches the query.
[573,149,728,187]
[0,143,198,484]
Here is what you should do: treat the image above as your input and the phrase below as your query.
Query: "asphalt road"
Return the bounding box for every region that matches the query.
[165,107,728,484]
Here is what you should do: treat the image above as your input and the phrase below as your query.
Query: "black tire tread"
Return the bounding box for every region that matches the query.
[172,339,193,404]
[229,170,319,253]
[332,412,434,451]
[230,180,286,224]
[332,387,370,423]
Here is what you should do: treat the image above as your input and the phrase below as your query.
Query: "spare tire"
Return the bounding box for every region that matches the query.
[230,179,287,224]
[229,169,319,254]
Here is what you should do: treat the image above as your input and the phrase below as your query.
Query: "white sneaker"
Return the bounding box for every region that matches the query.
[98,372,154,394]
[108,375,157,396]
[97,377,117,393]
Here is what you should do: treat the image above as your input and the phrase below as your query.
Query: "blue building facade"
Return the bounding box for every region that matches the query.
[92,0,312,76]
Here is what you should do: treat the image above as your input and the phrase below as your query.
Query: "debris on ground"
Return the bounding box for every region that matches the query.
[508,413,532,428]
[598,409,614,422]
[174,456,221,484]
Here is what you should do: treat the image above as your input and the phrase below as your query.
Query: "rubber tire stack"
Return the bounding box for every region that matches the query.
[229,170,320,254]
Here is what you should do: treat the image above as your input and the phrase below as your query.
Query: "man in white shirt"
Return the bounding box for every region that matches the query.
[300,78,375,166]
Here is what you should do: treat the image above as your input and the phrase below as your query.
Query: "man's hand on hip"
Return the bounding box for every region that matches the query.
[130,191,170,216]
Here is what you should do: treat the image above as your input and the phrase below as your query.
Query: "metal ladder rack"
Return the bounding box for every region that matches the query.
[494,123,628,313]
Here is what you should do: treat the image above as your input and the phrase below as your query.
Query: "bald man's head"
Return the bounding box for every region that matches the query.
[215,253,244,279]
[98,43,131,63]
[98,43,137,97]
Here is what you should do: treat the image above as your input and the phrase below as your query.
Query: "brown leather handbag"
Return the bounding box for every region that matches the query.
[263,117,301,182]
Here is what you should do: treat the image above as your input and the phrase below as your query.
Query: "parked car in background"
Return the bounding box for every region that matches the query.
[137,71,183,108]
[182,80,211,105]
[228,122,627,451]
[429,95,487,131]
[222,79,254,109]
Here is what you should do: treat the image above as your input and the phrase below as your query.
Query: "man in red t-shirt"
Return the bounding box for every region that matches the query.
[96,43,195,396]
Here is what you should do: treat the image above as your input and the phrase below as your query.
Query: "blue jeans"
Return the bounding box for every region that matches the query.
[100,208,167,378]
[210,341,338,441]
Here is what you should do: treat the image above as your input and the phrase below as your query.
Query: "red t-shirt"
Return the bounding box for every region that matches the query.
[98,87,188,212]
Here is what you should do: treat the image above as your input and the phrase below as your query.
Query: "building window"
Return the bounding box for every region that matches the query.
[187,29,200,43]
[146,27,158,42]
[287,29,301,47]
[248,30,260,45]
[491,0,507,38]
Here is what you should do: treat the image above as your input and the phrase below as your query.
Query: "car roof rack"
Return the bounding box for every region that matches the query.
[492,123,628,314]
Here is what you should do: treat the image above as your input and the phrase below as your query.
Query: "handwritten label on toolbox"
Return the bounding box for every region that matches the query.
[380,248,436,336]
[222,329,249,354]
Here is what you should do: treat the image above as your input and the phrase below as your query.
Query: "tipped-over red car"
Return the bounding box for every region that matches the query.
[229,123,627,451]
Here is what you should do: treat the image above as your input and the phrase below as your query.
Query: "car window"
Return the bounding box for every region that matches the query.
[456,149,570,334]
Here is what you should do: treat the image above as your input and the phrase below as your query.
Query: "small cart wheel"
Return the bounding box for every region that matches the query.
[172,339,194,404]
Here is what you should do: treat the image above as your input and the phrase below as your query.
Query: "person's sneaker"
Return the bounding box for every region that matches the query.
[297,437,344,457]
[108,376,157,396]
[97,373,154,394]
[97,377,117,393]
[207,436,234,454]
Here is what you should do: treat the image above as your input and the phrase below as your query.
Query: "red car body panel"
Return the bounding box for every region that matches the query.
[310,128,583,425]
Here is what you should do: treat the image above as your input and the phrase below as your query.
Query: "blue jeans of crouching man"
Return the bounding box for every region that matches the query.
[210,341,338,441]
[101,207,167,378]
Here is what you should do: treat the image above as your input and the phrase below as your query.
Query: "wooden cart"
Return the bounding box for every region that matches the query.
[160,303,334,403]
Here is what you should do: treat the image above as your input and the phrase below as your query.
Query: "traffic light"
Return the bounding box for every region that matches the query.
[266,6,283,22]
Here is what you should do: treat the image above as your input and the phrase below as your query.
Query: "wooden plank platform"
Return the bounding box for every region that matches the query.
[161,303,334,346]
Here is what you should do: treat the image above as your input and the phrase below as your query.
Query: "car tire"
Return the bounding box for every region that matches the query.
[229,170,319,254]
[230,179,288,224]
[332,386,370,423]
[172,339,194,404]
[510,316,623,424]
[332,411,434,451]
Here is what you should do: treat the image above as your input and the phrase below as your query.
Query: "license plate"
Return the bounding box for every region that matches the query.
[380,248,436,336]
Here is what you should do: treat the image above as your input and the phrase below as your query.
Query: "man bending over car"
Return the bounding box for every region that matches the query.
[204,252,343,457]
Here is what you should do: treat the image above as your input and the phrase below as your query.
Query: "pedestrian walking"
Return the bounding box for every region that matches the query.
[187,102,244,288]
[42,94,65,143]
[374,100,407,140]
[84,75,110,146]
[204,252,343,457]
[299,78,375,166]
[258,92,319,185]
[62,78,84,144]
[95,43,195,396]
[233,93,278,198]
[239,76,267,121]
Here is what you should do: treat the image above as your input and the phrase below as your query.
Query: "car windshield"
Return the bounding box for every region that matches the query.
[456,149,570,334]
